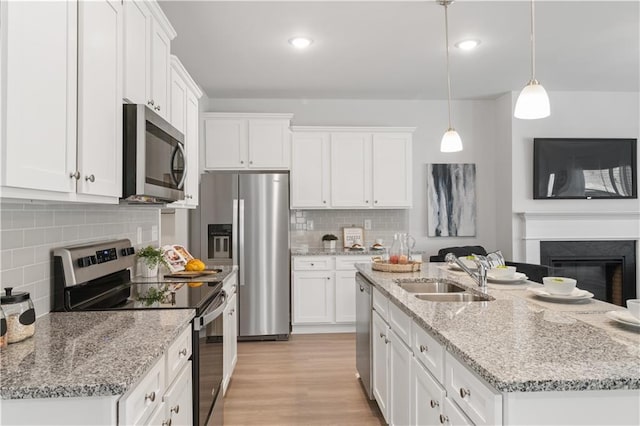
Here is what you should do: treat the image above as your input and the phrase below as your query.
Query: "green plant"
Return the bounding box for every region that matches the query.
[137,246,169,268]
[322,234,338,241]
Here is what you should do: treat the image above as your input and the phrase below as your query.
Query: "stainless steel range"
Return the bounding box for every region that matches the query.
[53,239,225,426]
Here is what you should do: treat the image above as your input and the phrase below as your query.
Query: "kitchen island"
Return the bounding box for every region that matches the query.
[357,262,639,425]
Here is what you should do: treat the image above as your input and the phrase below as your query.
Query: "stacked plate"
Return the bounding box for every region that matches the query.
[487,272,528,284]
[526,287,594,302]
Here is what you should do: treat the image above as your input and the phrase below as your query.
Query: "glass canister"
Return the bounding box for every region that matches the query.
[0,305,7,349]
[388,233,408,264]
[1,287,36,344]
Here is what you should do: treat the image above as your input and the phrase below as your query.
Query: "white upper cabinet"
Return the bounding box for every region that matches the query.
[1,0,123,202]
[2,1,78,194]
[167,55,203,208]
[149,19,171,119]
[290,127,415,209]
[77,0,123,198]
[122,0,149,104]
[203,113,293,171]
[290,132,330,208]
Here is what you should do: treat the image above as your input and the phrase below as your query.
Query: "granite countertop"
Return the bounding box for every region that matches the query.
[292,247,386,256]
[356,263,640,393]
[0,309,194,399]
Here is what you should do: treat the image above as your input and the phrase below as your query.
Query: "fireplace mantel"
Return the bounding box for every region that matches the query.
[517,211,640,264]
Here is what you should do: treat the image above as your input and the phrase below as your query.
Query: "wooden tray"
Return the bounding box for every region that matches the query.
[371,260,421,273]
[164,269,221,278]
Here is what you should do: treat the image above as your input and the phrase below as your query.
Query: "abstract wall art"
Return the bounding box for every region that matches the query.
[427,163,476,237]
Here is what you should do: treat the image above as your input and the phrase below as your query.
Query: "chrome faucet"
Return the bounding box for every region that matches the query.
[445,253,489,292]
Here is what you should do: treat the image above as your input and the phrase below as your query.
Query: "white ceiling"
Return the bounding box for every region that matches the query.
[159,1,640,100]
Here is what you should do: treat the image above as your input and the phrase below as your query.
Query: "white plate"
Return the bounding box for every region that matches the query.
[526,287,594,302]
[487,272,529,284]
[606,311,640,329]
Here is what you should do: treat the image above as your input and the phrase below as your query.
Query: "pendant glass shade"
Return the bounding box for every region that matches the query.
[440,128,463,152]
[514,80,550,119]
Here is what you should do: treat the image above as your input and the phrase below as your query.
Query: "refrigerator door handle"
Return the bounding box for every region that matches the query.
[239,199,245,286]
[232,199,239,267]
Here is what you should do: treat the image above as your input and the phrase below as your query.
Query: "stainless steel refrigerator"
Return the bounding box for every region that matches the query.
[191,172,290,340]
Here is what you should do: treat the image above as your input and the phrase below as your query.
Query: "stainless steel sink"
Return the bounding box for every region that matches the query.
[415,293,493,302]
[397,281,466,294]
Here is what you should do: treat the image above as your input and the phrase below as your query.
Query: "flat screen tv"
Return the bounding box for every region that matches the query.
[533,138,637,199]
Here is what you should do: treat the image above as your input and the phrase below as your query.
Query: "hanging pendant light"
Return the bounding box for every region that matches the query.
[514,0,550,119]
[439,0,462,153]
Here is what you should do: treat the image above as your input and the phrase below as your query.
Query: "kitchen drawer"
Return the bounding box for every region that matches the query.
[223,270,238,294]
[119,356,166,426]
[372,287,389,322]
[163,362,193,426]
[412,321,445,384]
[166,325,192,385]
[388,301,411,346]
[445,352,502,426]
[335,256,371,271]
[293,256,333,271]
[441,396,474,426]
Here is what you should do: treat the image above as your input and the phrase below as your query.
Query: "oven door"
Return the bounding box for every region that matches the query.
[193,290,226,426]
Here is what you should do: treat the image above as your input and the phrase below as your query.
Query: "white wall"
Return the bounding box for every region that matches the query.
[206,98,499,259]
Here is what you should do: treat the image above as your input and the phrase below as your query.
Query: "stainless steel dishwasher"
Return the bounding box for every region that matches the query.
[355,272,373,399]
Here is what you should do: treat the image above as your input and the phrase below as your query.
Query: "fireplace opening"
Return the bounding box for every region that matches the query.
[540,240,636,306]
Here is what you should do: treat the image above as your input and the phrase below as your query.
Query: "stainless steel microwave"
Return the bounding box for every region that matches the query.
[122,104,185,202]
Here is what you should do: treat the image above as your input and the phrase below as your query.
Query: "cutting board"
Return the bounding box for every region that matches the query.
[164,269,222,278]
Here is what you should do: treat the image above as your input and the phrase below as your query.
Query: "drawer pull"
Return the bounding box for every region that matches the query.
[162,419,172,426]
[170,404,180,414]
[430,399,439,408]
[359,286,364,292]
[384,337,390,344]
[379,332,385,339]
[145,391,156,403]
[310,263,314,266]
[439,414,449,424]
[179,348,188,357]
[459,387,471,398]
[419,344,428,353]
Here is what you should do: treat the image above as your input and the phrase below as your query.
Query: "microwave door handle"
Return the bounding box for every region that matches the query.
[174,143,187,190]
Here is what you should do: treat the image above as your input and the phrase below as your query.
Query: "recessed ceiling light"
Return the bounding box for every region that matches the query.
[288,37,313,49]
[455,39,480,51]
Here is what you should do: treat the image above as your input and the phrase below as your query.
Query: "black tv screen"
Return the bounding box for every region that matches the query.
[533,138,637,199]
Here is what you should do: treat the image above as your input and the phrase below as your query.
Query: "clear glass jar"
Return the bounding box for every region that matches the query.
[1,287,36,344]
[388,233,408,264]
[0,305,7,349]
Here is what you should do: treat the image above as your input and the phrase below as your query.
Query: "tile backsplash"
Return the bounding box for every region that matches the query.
[0,202,160,317]
[290,209,409,248]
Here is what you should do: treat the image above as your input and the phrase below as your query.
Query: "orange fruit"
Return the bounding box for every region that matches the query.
[185,259,205,271]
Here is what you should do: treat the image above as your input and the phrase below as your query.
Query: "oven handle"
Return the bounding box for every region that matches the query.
[194,291,227,331]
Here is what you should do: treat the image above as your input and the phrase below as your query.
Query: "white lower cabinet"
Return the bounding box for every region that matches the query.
[223,290,238,394]
[335,270,357,323]
[160,363,193,426]
[441,397,474,426]
[372,310,390,423]
[292,270,334,324]
[412,356,446,426]
[389,328,412,426]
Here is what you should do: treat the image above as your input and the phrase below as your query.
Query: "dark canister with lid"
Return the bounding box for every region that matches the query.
[0,305,7,349]
[1,287,36,344]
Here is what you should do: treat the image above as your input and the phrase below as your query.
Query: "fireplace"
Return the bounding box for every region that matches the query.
[540,240,636,306]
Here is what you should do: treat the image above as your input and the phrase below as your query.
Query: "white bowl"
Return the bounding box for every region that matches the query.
[626,299,640,320]
[542,277,577,295]
[489,265,516,278]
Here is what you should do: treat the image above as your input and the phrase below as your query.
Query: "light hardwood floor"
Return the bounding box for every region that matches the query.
[223,333,385,425]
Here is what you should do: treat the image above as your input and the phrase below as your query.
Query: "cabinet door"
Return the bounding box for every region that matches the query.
[223,292,237,394]
[372,133,412,207]
[204,119,247,169]
[330,133,372,208]
[389,329,412,426]
[335,271,356,323]
[150,19,170,119]
[412,357,445,426]
[169,67,187,133]
[183,90,200,205]
[77,0,122,197]
[441,397,474,426]
[247,119,290,169]
[122,0,149,104]
[3,1,77,193]
[292,271,334,324]
[290,132,330,208]
[229,291,238,377]
[372,311,389,423]
[164,363,193,426]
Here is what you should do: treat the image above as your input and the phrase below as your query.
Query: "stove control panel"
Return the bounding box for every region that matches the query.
[96,247,118,264]
[120,247,136,256]
[77,255,97,268]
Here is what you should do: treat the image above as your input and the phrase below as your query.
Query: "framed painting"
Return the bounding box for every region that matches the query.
[427,163,476,237]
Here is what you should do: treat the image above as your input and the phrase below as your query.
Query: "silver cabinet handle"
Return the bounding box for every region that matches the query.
[419,344,428,353]
[326,277,330,280]
[179,348,187,357]
[430,399,439,408]
[229,311,233,316]
[154,105,161,111]
[145,391,156,402]
[240,160,244,164]
[310,263,314,266]
[359,286,364,292]
[323,200,327,204]
[249,160,253,165]
[85,174,95,182]
[384,337,390,344]
[379,332,385,339]
[459,387,471,398]
[148,100,154,106]
[365,200,369,203]
[375,200,378,204]
[69,171,80,180]
[162,419,172,426]
[439,414,449,424]
[170,404,179,414]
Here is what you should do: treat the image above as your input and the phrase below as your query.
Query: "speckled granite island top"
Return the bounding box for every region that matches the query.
[356,263,640,393]
[0,309,194,399]
[292,248,385,256]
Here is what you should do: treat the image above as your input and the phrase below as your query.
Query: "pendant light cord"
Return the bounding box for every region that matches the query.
[530,0,536,81]
[444,2,453,129]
